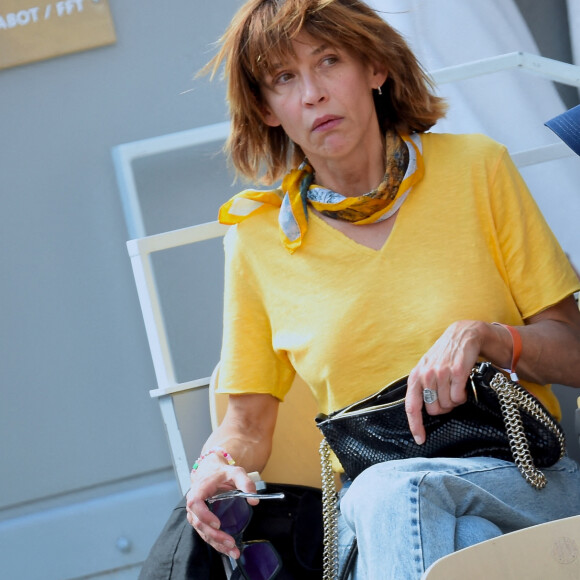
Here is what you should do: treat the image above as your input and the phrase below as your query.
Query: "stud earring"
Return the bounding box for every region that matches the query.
[377,86,382,96]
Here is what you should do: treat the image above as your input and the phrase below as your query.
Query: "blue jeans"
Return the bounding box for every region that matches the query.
[337,456,580,580]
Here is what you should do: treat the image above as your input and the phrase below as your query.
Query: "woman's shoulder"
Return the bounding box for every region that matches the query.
[223,193,283,255]
[420,131,507,158]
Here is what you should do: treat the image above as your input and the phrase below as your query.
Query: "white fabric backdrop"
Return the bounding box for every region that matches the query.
[567,0,580,67]
[369,0,580,267]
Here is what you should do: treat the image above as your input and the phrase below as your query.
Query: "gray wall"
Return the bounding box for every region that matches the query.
[0,2,240,578]
[0,1,578,579]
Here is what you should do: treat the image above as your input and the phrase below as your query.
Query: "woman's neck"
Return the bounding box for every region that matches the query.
[309,133,386,197]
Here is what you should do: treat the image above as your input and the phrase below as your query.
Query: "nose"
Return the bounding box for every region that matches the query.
[302,74,327,106]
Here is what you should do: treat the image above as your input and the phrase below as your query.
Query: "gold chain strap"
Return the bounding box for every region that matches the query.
[320,439,339,580]
[489,371,565,490]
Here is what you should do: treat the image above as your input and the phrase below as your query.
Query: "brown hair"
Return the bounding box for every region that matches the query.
[204,0,447,184]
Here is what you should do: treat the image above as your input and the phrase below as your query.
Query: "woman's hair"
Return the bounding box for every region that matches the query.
[204,0,447,183]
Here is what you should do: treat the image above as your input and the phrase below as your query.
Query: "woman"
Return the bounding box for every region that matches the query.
[186,1,580,578]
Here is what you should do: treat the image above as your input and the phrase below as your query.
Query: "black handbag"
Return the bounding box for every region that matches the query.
[314,362,566,580]
[316,362,566,489]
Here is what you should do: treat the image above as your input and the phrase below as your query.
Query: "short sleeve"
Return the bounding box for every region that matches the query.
[489,147,580,319]
[216,225,296,399]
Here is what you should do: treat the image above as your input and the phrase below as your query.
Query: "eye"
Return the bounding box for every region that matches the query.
[321,55,339,66]
[274,71,294,85]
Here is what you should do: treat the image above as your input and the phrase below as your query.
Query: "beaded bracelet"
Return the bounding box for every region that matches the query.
[191,447,236,472]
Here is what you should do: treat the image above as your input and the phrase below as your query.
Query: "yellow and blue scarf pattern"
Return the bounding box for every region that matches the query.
[218,131,424,253]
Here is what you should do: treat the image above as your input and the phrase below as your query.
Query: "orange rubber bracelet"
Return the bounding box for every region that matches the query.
[492,322,522,381]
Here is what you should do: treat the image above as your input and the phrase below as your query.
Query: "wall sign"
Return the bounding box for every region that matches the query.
[0,0,116,70]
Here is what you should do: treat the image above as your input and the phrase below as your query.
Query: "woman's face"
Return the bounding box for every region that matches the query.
[260,31,387,167]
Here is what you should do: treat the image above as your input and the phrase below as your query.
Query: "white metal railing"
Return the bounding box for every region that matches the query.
[430,51,580,86]
[126,221,229,397]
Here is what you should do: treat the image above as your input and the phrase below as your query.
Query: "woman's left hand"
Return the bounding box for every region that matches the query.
[405,320,485,445]
[405,296,580,446]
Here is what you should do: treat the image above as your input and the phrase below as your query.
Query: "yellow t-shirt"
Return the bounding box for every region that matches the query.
[217,132,580,421]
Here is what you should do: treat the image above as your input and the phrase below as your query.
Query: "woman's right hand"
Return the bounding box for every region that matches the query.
[186,453,259,558]
[185,392,280,557]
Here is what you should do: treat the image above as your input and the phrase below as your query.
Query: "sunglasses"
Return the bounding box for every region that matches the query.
[208,491,284,580]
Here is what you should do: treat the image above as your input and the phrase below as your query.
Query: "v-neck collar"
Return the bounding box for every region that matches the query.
[309,206,403,255]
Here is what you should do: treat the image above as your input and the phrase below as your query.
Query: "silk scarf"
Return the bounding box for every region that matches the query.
[218,131,424,253]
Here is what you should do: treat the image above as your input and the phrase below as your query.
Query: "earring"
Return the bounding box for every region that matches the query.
[377,86,382,96]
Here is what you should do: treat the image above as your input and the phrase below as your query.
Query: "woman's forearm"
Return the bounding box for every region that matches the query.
[479,295,580,388]
[199,392,279,474]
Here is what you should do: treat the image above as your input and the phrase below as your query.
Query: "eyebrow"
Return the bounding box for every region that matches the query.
[268,42,333,71]
[311,42,331,56]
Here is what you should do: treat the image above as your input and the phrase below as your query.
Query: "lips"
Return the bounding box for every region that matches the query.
[312,115,342,132]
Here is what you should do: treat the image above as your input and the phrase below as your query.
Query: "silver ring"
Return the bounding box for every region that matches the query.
[423,388,438,404]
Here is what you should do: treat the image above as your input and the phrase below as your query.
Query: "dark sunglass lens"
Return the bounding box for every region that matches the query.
[239,542,281,580]
[211,497,251,536]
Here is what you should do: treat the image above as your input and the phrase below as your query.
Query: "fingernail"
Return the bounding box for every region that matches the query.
[224,540,236,549]
[229,550,238,559]
[210,522,220,530]
[414,435,424,445]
